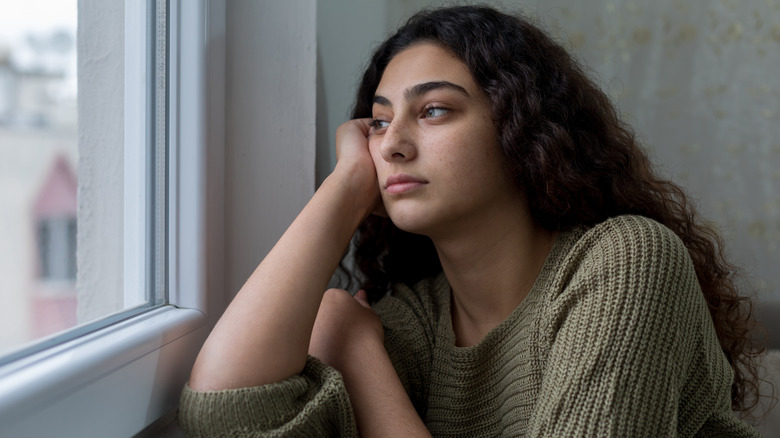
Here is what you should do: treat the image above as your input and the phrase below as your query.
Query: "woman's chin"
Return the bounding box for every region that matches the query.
[386,210,436,236]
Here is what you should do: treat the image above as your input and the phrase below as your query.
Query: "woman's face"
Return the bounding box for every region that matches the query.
[369,42,523,238]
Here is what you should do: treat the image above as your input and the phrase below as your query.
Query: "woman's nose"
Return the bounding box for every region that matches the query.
[379,119,417,162]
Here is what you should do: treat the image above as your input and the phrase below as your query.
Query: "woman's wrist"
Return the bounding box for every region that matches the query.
[325,163,380,221]
[340,338,432,437]
[336,328,385,374]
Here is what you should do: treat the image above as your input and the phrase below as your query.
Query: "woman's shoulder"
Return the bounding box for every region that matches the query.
[542,214,711,360]
[567,214,690,270]
[583,214,682,247]
[551,214,699,306]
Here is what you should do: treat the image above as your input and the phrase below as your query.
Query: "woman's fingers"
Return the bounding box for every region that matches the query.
[354,289,371,308]
[335,118,373,161]
[333,119,385,217]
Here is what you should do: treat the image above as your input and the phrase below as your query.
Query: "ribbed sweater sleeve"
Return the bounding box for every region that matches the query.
[527,215,756,437]
[175,281,439,437]
[177,356,357,437]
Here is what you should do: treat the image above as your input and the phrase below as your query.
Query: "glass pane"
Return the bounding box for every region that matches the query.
[0,0,164,360]
[0,0,79,355]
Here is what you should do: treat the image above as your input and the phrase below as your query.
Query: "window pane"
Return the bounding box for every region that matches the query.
[0,0,165,360]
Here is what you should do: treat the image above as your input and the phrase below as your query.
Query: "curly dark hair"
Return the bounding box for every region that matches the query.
[341,5,765,415]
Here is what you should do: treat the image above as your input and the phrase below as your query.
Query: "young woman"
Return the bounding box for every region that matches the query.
[178,6,763,437]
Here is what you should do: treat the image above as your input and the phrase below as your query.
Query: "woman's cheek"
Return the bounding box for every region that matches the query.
[367,138,384,168]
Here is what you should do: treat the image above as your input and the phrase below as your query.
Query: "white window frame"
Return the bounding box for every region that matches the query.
[0,0,224,435]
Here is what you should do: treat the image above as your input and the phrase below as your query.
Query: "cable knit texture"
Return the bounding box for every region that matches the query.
[177,215,759,437]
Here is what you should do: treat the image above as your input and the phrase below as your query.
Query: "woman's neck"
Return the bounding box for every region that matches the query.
[432,206,556,347]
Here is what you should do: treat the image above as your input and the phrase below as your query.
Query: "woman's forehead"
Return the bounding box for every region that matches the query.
[375,43,479,100]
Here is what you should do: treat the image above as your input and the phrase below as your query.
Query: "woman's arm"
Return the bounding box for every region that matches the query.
[309,289,432,437]
[188,120,379,391]
[186,119,431,436]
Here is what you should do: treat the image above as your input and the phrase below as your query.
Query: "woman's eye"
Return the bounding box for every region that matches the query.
[424,107,448,119]
[370,119,390,131]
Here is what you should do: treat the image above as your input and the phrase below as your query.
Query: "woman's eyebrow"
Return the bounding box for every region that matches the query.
[406,81,469,101]
[373,81,470,107]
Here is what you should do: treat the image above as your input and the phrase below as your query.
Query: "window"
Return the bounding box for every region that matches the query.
[34,155,78,284]
[0,0,167,361]
[0,0,223,435]
[37,217,78,281]
[0,0,80,357]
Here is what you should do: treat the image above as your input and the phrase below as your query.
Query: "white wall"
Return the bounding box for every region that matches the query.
[76,0,124,322]
[224,0,317,300]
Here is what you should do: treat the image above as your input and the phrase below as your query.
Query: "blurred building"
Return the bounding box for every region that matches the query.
[0,29,77,355]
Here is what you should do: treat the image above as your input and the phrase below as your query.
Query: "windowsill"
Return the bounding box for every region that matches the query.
[0,305,208,437]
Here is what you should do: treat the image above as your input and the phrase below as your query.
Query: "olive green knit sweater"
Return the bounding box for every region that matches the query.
[177,215,759,437]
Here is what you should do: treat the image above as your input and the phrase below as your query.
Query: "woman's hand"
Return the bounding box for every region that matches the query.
[309,289,384,371]
[333,119,386,218]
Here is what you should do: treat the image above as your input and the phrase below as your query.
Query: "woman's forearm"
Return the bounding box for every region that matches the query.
[342,340,432,437]
[188,170,372,391]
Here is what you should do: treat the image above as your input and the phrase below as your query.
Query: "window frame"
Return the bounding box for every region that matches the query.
[0,0,224,435]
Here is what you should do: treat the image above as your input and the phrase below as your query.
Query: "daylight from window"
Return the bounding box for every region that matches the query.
[0,1,78,356]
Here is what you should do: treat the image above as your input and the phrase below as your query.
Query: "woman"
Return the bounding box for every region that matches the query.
[179,6,763,437]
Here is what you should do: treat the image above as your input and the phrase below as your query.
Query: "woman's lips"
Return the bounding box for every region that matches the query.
[385,173,428,195]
